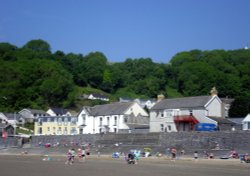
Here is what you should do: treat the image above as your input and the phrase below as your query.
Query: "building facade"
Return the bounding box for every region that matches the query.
[77,102,149,134]
[34,116,78,135]
[149,95,223,132]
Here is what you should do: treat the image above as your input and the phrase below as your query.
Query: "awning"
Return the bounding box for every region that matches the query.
[174,115,199,124]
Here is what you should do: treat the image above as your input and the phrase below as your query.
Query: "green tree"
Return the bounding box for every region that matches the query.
[23,39,51,52]
[229,96,250,117]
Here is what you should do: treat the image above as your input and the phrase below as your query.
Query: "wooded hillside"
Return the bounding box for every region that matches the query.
[0,39,249,116]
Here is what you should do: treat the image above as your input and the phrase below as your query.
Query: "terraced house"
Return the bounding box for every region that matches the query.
[34,116,78,135]
[78,102,149,134]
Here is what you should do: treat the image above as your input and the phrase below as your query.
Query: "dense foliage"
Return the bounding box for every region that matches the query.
[0,40,249,116]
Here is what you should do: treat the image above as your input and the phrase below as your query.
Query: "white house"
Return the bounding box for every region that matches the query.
[19,108,48,123]
[119,97,156,109]
[242,114,250,130]
[149,95,222,132]
[87,93,109,101]
[77,102,149,134]
[0,112,24,126]
[46,107,71,116]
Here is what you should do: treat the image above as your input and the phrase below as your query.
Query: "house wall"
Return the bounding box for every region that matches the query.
[77,103,149,134]
[124,103,148,117]
[243,121,250,130]
[206,96,222,117]
[34,118,78,136]
[149,111,177,132]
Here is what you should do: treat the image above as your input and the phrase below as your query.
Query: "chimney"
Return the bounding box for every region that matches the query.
[210,87,218,96]
[157,94,165,102]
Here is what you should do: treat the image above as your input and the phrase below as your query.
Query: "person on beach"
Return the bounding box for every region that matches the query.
[171,148,177,160]
[65,149,73,165]
[194,151,198,161]
[71,148,76,163]
[82,147,86,162]
[77,148,83,162]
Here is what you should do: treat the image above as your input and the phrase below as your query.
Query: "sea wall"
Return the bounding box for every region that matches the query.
[1,131,250,155]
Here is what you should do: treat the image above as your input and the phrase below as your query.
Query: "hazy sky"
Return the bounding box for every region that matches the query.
[1,0,250,63]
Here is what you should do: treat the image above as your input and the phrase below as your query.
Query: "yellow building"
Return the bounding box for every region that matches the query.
[34,116,78,135]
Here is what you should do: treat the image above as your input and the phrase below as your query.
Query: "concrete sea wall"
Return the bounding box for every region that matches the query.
[1,131,250,155]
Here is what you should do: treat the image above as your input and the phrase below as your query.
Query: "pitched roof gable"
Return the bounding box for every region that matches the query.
[90,102,134,116]
[151,96,212,110]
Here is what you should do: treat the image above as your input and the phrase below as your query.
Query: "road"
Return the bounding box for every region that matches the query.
[0,155,249,176]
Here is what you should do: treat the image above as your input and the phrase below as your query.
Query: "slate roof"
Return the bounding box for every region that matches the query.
[91,93,109,99]
[35,116,77,122]
[151,96,213,110]
[89,102,135,116]
[0,123,12,129]
[208,117,235,124]
[227,118,244,124]
[3,113,21,120]
[220,98,234,104]
[50,107,68,115]
[26,109,47,115]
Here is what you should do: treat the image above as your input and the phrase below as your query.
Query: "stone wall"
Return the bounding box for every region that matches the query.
[1,131,250,155]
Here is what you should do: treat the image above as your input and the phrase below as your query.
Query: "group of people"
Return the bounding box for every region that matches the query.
[65,148,86,165]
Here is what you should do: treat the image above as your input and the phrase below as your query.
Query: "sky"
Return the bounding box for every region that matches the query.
[0,0,250,63]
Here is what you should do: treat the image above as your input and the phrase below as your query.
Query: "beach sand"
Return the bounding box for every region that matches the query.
[0,154,249,176]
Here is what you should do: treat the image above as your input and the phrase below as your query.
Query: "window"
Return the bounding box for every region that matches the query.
[57,127,62,135]
[248,122,250,130]
[54,118,57,122]
[160,124,164,132]
[189,110,193,116]
[38,119,42,126]
[47,118,51,122]
[71,117,77,125]
[47,127,50,132]
[114,116,117,125]
[58,118,62,125]
[53,127,56,134]
[124,117,128,123]
[64,117,68,125]
[166,110,172,118]
[82,114,86,124]
[79,128,83,134]
[168,125,172,131]
[107,117,110,125]
[70,127,77,135]
[161,113,164,117]
[99,117,103,126]
[38,127,42,135]
[114,128,117,133]
[64,127,68,135]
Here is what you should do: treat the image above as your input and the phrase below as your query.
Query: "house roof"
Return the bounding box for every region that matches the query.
[227,118,244,124]
[151,96,213,110]
[3,113,21,120]
[36,116,77,122]
[49,107,68,115]
[0,123,13,129]
[207,117,235,125]
[220,98,234,104]
[25,108,47,115]
[91,93,109,99]
[90,102,135,116]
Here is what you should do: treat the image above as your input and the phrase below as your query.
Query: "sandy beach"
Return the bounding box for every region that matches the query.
[0,154,249,176]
